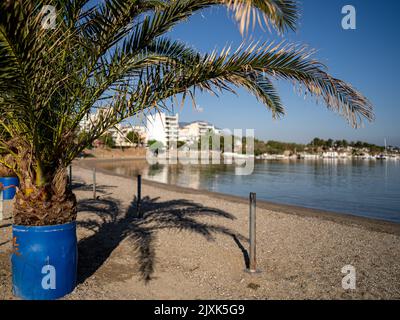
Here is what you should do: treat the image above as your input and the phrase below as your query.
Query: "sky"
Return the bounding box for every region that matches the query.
[154,0,400,146]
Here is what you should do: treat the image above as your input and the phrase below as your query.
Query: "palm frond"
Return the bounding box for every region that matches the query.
[0,0,373,186]
[115,41,372,127]
[222,0,298,34]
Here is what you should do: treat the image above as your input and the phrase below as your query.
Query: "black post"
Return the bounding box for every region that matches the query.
[93,168,96,199]
[137,175,142,218]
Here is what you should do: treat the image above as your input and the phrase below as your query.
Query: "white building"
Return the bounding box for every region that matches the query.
[79,114,95,132]
[107,124,128,147]
[79,108,147,147]
[79,108,111,132]
[178,121,220,144]
[131,125,147,144]
[96,123,147,148]
[108,124,144,147]
[146,112,179,147]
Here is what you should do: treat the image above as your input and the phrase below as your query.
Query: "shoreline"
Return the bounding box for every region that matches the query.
[75,158,400,236]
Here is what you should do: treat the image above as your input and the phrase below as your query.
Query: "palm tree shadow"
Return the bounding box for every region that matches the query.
[77,194,249,284]
[72,181,117,197]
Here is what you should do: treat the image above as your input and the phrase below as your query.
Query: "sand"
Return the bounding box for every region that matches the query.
[1,162,399,300]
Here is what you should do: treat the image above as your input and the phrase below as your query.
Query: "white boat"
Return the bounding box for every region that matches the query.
[322,151,338,159]
[303,154,320,160]
[376,138,388,160]
[223,152,254,159]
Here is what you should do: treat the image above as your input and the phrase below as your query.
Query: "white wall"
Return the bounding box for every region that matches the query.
[146,113,167,145]
[146,113,179,146]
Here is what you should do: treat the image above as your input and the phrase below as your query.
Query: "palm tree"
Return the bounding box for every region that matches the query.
[127,130,143,146]
[0,0,373,226]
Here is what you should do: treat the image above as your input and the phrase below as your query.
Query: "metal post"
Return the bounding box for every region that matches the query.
[137,175,142,218]
[93,168,96,199]
[248,192,258,273]
[68,165,72,189]
[0,188,3,221]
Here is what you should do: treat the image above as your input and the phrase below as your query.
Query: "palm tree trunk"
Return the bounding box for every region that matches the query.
[13,166,77,226]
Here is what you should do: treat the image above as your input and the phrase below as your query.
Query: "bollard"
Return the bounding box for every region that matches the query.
[246,192,260,273]
[137,175,142,218]
[68,165,72,189]
[0,184,16,221]
[93,168,96,199]
[0,188,3,221]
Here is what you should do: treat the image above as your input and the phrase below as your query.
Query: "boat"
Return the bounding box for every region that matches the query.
[302,154,320,160]
[223,152,254,159]
[376,139,389,160]
[322,151,339,159]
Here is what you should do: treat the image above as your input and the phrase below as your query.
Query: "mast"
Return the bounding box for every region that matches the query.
[384,138,387,154]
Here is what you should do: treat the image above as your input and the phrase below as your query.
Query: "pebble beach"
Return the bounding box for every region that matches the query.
[1,162,399,300]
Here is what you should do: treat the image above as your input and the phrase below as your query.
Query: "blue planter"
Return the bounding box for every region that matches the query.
[11,222,77,300]
[0,176,19,200]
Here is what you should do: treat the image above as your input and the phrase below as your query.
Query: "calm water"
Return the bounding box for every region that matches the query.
[97,159,400,223]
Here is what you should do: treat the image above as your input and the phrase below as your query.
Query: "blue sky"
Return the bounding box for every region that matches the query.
[157,0,400,146]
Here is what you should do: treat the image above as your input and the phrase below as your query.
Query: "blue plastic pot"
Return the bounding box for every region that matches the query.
[11,222,77,300]
[0,176,19,200]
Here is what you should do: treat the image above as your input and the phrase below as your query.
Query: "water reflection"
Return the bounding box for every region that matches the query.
[96,159,400,223]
